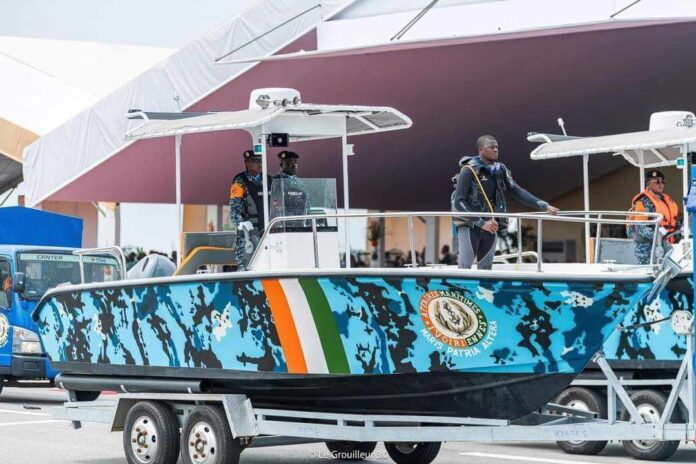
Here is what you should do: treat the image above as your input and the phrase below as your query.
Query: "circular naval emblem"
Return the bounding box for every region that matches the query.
[0,314,8,348]
[420,291,488,348]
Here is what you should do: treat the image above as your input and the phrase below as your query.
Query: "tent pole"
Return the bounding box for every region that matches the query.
[342,132,351,269]
[583,154,591,263]
[175,134,182,265]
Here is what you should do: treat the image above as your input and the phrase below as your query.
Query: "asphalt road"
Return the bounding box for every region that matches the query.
[2,387,696,464]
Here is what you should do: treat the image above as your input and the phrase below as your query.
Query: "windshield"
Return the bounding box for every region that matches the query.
[16,252,122,300]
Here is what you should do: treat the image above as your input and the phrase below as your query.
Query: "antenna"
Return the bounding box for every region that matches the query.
[557,117,567,136]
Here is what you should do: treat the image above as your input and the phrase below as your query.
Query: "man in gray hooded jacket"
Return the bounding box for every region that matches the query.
[453,135,559,269]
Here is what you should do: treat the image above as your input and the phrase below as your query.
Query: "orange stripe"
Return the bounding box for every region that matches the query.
[262,279,307,373]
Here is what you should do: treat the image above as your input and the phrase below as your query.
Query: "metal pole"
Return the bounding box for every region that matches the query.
[312,218,319,269]
[638,150,645,190]
[682,144,690,241]
[408,215,417,267]
[175,134,182,265]
[516,218,522,264]
[342,133,351,269]
[260,129,270,231]
[537,219,543,272]
[583,154,591,263]
[594,213,602,264]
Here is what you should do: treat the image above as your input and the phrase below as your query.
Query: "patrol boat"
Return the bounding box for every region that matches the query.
[32,89,678,420]
[528,111,696,368]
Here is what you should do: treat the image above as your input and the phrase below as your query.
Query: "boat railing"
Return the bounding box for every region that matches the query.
[252,210,663,272]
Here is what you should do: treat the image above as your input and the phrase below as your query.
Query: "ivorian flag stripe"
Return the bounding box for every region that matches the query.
[261,279,307,374]
[280,279,329,373]
[298,278,350,373]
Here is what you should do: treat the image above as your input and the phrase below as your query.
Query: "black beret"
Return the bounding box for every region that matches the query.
[243,149,259,159]
[278,150,299,160]
[646,169,665,183]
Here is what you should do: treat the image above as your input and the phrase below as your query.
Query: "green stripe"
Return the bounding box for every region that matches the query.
[298,278,350,374]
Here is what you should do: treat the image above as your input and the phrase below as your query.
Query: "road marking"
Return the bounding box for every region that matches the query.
[0,419,63,427]
[0,408,50,416]
[460,452,603,464]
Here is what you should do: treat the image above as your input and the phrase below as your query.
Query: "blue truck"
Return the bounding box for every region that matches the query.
[0,207,124,396]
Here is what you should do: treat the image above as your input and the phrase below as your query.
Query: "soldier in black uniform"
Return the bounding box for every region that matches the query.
[229,149,272,270]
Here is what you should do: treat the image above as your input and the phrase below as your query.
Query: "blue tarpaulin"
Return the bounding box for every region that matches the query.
[0,207,82,247]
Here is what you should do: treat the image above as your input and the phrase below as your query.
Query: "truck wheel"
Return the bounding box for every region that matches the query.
[325,441,377,460]
[384,442,441,464]
[123,401,179,464]
[620,389,680,461]
[555,387,608,455]
[181,405,241,464]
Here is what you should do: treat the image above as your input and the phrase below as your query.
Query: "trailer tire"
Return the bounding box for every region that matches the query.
[123,401,179,464]
[555,387,608,455]
[620,389,680,461]
[181,405,241,464]
[384,442,441,464]
[325,441,378,460]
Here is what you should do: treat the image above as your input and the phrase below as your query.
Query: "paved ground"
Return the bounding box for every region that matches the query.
[1,387,696,464]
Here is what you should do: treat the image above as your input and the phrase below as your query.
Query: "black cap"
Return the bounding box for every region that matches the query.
[646,169,665,184]
[243,149,260,159]
[278,150,299,160]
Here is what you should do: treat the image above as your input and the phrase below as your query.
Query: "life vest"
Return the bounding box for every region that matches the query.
[630,189,679,243]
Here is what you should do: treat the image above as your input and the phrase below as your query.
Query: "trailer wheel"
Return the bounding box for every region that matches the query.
[325,441,377,460]
[181,405,241,464]
[123,401,179,464]
[620,389,680,461]
[384,442,441,464]
[555,387,608,455]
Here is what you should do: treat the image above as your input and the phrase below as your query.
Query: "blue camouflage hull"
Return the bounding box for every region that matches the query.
[34,273,651,418]
[603,273,692,368]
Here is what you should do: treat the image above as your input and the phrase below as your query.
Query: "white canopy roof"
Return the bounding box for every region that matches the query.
[125,104,412,141]
[530,126,696,168]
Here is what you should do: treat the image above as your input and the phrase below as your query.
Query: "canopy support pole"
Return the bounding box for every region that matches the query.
[583,154,591,263]
[342,131,351,269]
[259,128,270,231]
[683,144,690,240]
[175,134,182,265]
[638,151,645,190]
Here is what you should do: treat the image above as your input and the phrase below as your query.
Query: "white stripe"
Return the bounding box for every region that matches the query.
[0,420,64,427]
[460,452,603,464]
[0,408,50,417]
[280,279,329,374]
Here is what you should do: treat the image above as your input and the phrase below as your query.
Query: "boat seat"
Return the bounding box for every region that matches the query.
[174,246,237,276]
[127,254,176,279]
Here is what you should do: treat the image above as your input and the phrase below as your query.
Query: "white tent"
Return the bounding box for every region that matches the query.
[22,0,357,207]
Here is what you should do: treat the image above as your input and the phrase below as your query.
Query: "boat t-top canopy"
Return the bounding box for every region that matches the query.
[124,88,412,265]
[530,126,696,168]
[125,104,411,142]
[529,112,696,263]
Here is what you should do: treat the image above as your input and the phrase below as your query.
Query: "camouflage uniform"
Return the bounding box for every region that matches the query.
[229,171,270,270]
[629,196,681,265]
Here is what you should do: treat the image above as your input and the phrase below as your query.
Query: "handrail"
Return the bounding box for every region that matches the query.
[249,210,663,272]
[73,246,127,283]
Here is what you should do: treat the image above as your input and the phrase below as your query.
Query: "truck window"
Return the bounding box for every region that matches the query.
[16,252,122,300]
[0,259,9,308]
